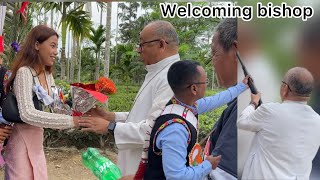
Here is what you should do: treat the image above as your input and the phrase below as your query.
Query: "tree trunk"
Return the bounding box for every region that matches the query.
[44,9,48,25]
[0,5,6,35]
[114,3,119,65]
[50,10,54,29]
[60,4,67,80]
[94,52,100,80]
[212,71,217,89]
[70,37,77,82]
[86,2,92,18]
[104,2,112,78]
[77,39,81,82]
[67,31,71,82]
[100,4,103,25]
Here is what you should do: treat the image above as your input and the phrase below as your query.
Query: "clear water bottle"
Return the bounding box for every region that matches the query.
[82,147,122,180]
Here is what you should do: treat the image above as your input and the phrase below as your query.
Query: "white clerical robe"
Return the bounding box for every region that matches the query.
[238,101,320,180]
[113,54,179,175]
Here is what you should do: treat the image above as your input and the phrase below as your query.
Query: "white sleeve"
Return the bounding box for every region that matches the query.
[237,104,270,132]
[14,67,74,129]
[114,81,172,150]
[114,112,129,123]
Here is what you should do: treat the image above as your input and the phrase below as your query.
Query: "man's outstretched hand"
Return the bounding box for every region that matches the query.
[78,117,110,135]
[84,107,115,121]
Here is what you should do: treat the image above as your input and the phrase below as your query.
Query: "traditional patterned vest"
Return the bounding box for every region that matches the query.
[144,97,198,180]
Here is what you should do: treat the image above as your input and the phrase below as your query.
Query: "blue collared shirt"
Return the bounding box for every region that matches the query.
[156,82,246,180]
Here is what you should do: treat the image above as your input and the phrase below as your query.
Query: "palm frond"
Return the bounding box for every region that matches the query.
[65,9,92,40]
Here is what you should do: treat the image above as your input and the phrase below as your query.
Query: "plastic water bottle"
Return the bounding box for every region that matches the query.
[82,147,122,180]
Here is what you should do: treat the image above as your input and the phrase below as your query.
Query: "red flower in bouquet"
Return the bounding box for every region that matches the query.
[95,77,117,95]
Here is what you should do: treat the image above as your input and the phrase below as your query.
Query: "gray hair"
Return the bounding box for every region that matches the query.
[148,20,179,46]
[287,67,314,96]
[215,18,237,51]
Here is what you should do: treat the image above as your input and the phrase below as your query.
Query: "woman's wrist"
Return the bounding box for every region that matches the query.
[72,116,80,127]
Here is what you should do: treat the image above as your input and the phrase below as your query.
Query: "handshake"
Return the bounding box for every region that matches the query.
[76,107,115,135]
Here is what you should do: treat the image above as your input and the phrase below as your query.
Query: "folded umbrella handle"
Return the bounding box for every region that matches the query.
[236,51,262,106]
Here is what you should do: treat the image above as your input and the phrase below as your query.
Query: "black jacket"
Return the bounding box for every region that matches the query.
[209,98,237,178]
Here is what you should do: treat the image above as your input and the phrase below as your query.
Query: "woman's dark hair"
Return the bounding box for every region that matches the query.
[6,25,59,92]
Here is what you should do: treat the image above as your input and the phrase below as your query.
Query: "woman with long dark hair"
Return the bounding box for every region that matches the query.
[4,25,83,180]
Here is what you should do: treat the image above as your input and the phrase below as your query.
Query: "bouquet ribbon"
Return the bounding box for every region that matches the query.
[70,83,108,103]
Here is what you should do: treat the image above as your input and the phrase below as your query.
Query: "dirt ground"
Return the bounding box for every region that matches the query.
[0,147,118,180]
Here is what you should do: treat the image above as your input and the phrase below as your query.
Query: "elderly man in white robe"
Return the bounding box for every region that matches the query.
[79,20,179,176]
[238,67,320,180]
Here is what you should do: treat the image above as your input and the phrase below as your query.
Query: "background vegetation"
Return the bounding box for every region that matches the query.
[2,2,225,149]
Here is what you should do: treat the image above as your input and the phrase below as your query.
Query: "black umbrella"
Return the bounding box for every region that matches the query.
[236,51,262,107]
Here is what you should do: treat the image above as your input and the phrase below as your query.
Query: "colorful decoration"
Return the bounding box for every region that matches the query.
[11,41,20,52]
[17,2,30,25]
[0,35,3,53]
[153,118,192,156]
[189,143,203,166]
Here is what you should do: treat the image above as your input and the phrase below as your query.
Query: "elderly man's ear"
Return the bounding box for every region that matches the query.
[233,40,238,53]
[232,41,238,63]
[233,40,238,49]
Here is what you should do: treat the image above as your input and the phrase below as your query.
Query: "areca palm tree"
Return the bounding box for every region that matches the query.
[41,2,104,81]
[87,25,106,81]
[64,6,92,82]
[104,2,112,78]
[41,2,76,80]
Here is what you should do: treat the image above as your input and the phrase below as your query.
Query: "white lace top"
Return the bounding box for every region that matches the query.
[13,66,73,129]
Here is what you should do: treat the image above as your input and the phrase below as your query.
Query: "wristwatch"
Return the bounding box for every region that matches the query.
[107,121,117,135]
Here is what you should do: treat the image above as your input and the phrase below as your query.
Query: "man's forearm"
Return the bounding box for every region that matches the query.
[103,112,115,121]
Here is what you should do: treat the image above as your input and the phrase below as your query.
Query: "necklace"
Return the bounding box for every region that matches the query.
[126,61,175,120]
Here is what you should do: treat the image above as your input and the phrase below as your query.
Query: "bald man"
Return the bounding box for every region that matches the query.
[237,67,320,180]
[79,20,180,175]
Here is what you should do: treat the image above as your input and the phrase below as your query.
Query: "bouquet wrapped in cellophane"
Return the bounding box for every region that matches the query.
[51,86,72,115]
[51,77,116,116]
